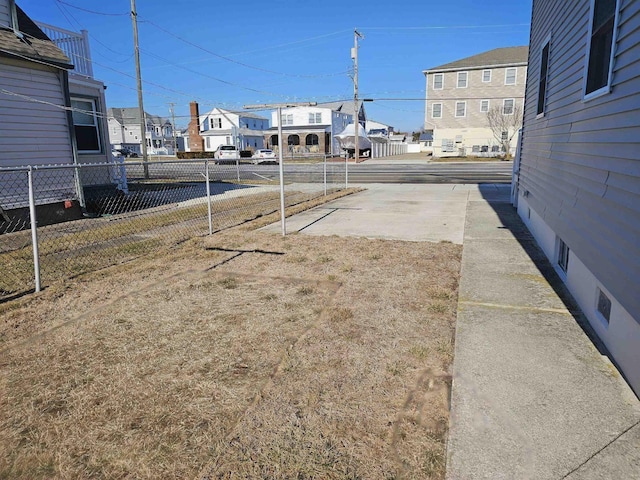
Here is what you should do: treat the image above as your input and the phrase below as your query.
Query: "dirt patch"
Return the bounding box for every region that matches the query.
[0,212,461,479]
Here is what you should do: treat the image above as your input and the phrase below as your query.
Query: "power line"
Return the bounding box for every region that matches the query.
[54,1,134,62]
[140,19,349,79]
[54,0,129,17]
[359,23,530,30]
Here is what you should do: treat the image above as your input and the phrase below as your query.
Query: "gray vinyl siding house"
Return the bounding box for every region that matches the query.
[0,1,111,214]
[516,0,640,396]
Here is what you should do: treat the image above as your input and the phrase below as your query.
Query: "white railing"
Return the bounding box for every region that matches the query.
[36,22,94,78]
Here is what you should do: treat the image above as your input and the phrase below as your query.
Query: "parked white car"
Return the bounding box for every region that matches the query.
[213,145,238,163]
[251,149,278,164]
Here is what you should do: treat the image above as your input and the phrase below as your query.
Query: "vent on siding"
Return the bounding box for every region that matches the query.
[596,288,612,325]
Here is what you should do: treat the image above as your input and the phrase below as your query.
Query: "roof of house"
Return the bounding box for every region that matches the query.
[389,134,406,142]
[108,108,171,126]
[424,46,529,73]
[0,5,72,68]
[316,100,365,117]
[419,132,433,141]
[200,107,267,120]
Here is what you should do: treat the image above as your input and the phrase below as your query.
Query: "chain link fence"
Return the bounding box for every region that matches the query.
[0,157,347,299]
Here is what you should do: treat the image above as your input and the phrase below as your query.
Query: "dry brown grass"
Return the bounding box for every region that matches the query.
[0,205,461,479]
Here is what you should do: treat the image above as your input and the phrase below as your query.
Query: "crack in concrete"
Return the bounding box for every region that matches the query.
[561,419,640,479]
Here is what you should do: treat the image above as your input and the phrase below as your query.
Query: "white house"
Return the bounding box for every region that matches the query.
[0,1,111,221]
[268,101,366,155]
[198,107,268,153]
[516,0,640,396]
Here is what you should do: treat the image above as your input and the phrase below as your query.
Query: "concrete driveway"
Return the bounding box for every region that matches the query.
[262,183,507,244]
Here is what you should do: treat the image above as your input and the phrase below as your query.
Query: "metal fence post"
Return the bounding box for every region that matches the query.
[27,167,41,292]
[345,151,349,189]
[205,159,213,235]
[323,155,327,196]
[236,157,240,183]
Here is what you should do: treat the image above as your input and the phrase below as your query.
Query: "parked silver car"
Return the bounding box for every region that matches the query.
[251,149,278,164]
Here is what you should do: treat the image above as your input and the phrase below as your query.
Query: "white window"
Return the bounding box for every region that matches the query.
[537,38,551,116]
[480,99,490,112]
[281,114,293,126]
[584,0,620,98]
[431,103,442,118]
[441,139,455,152]
[308,112,322,124]
[557,238,569,273]
[457,71,468,88]
[210,117,222,129]
[505,67,517,85]
[482,69,492,82]
[455,101,466,117]
[433,73,443,89]
[596,288,612,324]
[501,131,508,142]
[71,98,101,153]
[503,98,515,115]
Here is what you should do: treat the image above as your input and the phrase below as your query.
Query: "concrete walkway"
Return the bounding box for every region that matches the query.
[262,183,640,478]
[448,190,640,479]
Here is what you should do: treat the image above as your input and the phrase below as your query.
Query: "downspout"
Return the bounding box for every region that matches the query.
[60,69,86,208]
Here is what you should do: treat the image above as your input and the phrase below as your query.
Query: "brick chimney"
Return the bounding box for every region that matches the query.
[188,101,204,152]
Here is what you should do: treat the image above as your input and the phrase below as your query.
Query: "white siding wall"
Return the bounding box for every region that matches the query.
[271,106,333,127]
[200,109,239,132]
[519,0,640,396]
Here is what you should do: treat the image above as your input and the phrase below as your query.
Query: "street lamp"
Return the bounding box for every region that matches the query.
[243,102,317,236]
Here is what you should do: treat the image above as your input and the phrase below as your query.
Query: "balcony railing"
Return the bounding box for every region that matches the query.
[35,22,94,78]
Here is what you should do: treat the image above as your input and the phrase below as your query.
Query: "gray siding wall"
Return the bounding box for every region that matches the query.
[0,0,11,28]
[0,59,73,166]
[0,59,75,208]
[520,0,640,320]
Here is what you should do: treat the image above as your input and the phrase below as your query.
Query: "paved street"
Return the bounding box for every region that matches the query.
[123,158,514,184]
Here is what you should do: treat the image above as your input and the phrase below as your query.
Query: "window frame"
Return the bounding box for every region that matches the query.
[503,98,515,115]
[308,112,322,124]
[433,73,444,90]
[441,138,454,152]
[455,101,466,118]
[431,102,443,118]
[482,69,492,82]
[457,71,468,88]
[505,67,517,85]
[71,97,101,154]
[557,237,569,273]
[537,35,552,117]
[480,99,490,113]
[583,0,621,101]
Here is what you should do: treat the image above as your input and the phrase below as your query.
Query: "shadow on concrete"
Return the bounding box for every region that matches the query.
[477,184,610,357]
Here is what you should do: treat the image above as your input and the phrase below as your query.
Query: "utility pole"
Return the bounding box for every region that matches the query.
[169,102,177,156]
[131,0,148,177]
[352,29,363,166]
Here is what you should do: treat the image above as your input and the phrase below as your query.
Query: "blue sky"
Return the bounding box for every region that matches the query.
[20,0,532,132]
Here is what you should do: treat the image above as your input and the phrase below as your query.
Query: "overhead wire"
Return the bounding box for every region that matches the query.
[54,0,129,17]
[54,1,134,63]
[139,19,350,79]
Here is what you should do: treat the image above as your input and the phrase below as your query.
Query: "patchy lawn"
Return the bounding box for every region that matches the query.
[0,208,461,479]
